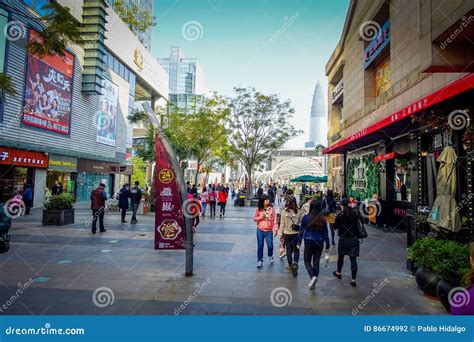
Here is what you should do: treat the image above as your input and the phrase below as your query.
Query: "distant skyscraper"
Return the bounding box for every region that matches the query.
[158,47,209,114]
[305,81,328,148]
[108,0,154,50]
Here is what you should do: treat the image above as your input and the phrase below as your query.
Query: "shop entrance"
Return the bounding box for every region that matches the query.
[76,172,113,202]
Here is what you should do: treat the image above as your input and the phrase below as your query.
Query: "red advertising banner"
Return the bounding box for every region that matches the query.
[374,152,395,162]
[0,147,48,168]
[155,137,185,250]
[22,29,75,135]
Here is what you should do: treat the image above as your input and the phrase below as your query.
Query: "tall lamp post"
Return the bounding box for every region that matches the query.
[142,103,194,276]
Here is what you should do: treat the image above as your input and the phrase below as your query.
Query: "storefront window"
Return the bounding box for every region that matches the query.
[0,166,29,202]
[393,158,411,202]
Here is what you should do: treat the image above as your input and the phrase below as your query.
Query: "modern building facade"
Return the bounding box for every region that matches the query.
[305,81,328,148]
[158,47,209,114]
[106,0,154,50]
[0,0,168,206]
[324,0,473,237]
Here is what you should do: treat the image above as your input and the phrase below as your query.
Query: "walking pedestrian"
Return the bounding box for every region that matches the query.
[268,185,275,204]
[208,187,217,217]
[129,181,142,224]
[90,183,107,234]
[190,184,198,195]
[22,184,33,215]
[333,198,361,287]
[256,186,263,199]
[253,195,277,269]
[298,200,330,290]
[218,188,228,219]
[324,189,337,246]
[118,183,129,223]
[191,194,201,233]
[200,187,209,217]
[278,197,301,276]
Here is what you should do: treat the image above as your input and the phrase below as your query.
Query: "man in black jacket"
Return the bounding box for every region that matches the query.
[130,181,142,224]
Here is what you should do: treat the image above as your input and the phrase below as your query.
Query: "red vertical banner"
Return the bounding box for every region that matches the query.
[155,137,185,250]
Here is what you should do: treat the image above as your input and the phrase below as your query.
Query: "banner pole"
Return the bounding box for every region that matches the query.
[142,103,194,276]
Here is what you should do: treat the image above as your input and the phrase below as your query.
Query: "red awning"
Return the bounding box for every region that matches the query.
[323,73,474,154]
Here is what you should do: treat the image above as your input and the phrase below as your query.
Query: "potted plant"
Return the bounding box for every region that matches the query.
[433,240,470,312]
[42,193,75,226]
[407,237,441,298]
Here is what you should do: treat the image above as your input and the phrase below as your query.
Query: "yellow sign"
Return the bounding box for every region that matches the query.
[133,48,143,71]
[158,169,174,184]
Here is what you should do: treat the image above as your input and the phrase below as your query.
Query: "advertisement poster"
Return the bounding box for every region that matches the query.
[96,78,118,146]
[22,30,75,135]
[155,137,185,250]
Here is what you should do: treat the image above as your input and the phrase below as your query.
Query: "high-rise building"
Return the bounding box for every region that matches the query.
[107,0,154,50]
[158,47,209,114]
[305,81,328,148]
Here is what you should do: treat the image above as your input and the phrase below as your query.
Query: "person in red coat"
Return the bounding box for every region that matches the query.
[218,189,229,219]
[90,183,108,234]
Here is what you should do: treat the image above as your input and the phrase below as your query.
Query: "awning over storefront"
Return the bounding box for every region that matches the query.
[323,73,474,154]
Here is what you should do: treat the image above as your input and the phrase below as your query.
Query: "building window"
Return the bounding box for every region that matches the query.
[374,58,391,97]
[0,8,8,122]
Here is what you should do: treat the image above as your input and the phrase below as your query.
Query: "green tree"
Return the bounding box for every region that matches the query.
[27,2,83,58]
[112,0,156,39]
[131,156,147,187]
[228,87,301,197]
[0,73,16,96]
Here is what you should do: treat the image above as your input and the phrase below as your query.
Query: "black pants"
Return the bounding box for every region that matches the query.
[131,203,139,223]
[304,243,324,278]
[219,202,226,216]
[329,224,336,244]
[284,234,300,265]
[24,199,32,215]
[209,201,216,216]
[121,208,127,221]
[92,209,105,232]
[337,254,358,279]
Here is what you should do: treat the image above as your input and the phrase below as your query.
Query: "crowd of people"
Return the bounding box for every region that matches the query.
[253,186,365,290]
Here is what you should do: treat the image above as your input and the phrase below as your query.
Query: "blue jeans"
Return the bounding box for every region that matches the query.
[257,229,274,261]
[201,202,207,215]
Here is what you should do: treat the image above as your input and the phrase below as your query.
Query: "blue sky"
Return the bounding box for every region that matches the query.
[151,0,349,147]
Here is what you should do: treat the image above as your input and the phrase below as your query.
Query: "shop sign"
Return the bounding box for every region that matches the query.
[187,160,198,170]
[329,132,341,143]
[332,79,343,103]
[0,147,48,168]
[430,130,452,151]
[155,137,185,250]
[393,207,408,217]
[374,152,395,162]
[22,29,75,135]
[364,19,390,69]
[48,154,77,172]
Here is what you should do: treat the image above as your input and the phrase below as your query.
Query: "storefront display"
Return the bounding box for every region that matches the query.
[346,152,380,200]
[46,154,77,198]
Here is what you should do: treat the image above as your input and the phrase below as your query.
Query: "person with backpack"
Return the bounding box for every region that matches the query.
[333,198,362,287]
[129,181,142,224]
[278,197,301,276]
[298,199,330,290]
[253,195,277,269]
[218,189,228,219]
[208,187,217,218]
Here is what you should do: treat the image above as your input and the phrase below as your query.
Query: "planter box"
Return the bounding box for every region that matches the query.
[42,208,75,226]
[244,200,251,207]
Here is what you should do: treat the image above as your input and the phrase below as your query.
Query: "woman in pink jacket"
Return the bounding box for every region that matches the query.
[253,195,278,269]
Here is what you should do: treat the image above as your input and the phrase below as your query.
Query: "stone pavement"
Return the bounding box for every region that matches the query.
[0,201,445,315]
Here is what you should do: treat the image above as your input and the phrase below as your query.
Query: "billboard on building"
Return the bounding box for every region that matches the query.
[96,78,118,146]
[22,29,74,135]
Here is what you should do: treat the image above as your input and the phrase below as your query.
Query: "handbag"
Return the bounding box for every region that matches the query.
[357,219,368,239]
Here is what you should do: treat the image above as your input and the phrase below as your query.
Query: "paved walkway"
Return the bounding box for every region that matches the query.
[0,201,444,315]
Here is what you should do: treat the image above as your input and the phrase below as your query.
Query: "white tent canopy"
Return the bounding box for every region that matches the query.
[255,157,325,184]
